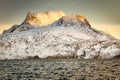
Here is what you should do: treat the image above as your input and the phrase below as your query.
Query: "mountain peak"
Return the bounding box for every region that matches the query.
[53,14,91,27]
[22,11,66,26]
[74,14,90,24]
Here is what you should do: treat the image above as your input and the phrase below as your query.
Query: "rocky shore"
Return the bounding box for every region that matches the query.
[0,58,120,80]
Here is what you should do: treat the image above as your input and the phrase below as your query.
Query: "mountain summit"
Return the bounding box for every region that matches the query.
[0,11,120,60]
[53,14,91,27]
[3,11,66,34]
[22,11,66,26]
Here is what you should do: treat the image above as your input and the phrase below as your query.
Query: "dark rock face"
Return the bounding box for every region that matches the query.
[3,25,35,34]
[114,54,120,58]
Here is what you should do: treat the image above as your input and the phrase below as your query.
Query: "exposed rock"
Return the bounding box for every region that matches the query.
[3,24,35,34]
[0,13,120,60]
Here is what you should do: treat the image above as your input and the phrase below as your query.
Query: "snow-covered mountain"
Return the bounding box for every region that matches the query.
[3,11,66,34]
[0,12,120,60]
[22,11,66,26]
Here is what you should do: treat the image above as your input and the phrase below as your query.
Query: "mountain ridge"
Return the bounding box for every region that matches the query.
[22,11,66,26]
[0,11,120,60]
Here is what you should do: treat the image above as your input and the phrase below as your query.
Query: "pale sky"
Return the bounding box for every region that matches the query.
[0,0,120,39]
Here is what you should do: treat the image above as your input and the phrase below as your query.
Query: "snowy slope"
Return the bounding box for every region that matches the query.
[0,14,120,60]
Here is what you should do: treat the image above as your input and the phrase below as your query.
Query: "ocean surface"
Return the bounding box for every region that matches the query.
[0,58,120,80]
